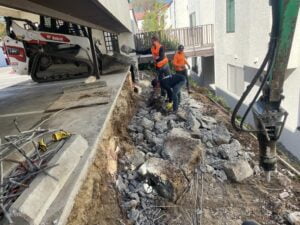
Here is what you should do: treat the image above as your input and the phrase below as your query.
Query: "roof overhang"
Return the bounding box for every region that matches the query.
[0,0,130,33]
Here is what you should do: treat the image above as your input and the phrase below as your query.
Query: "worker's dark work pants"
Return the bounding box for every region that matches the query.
[176,69,189,91]
[157,64,171,97]
[160,74,186,111]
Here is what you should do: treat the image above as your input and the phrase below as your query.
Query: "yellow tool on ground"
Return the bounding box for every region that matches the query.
[38,139,47,152]
[166,102,173,111]
[52,130,71,141]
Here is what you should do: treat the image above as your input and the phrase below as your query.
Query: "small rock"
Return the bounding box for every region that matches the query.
[214,169,228,182]
[143,183,153,194]
[206,141,214,148]
[145,152,160,160]
[138,109,149,117]
[253,165,261,175]
[128,192,140,201]
[197,129,214,143]
[128,208,139,221]
[138,158,188,202]
[168,127,191,138]
[153,137,164,147]
[287,211,300,225]
[124,199,139,209]
[135,133,144,142]
[217,139,241,160]
[125,149,145,168]
[144,130,155,144]
[163,135,204,176]
[200,116,217,130]
[212,124,231,145]
[176,110,188,121]
[224,160,253,182]
[128,125,136,132]
[127,171,138,180]
[153,112,162,121]
[155,120,168,133]
[206,165,215,173]
[142,117,154,130]
[277,173,292,187]
[279,191,289,200]
[186,110,201,132]
[116,175,127,193]
[167,119,177,129]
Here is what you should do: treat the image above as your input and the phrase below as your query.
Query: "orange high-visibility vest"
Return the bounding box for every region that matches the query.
[173,51,188,71]
[151,42,168,68]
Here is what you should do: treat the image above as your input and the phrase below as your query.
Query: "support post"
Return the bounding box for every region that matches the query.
[88,27,100,79]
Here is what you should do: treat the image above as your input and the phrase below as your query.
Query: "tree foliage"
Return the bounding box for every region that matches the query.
[133,0,167,32]
[132,0,162,12]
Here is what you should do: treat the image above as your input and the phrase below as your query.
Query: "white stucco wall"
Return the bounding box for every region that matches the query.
[169,0,189,28]
[97,0,132,32]
[188,0,215,26]
[214,0,300,158]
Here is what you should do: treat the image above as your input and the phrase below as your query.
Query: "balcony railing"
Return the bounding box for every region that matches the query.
[134,24,214,51]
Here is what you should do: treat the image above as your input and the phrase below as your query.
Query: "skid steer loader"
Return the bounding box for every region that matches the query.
[2,16,135,82]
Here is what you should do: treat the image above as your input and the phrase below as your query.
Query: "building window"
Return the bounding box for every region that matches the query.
[103,32,120,53]
[226,0,235,33]
[227,64,244,96]
[189,12,196,27]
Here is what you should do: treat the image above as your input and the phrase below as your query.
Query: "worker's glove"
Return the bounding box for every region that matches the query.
[166,102,173,111]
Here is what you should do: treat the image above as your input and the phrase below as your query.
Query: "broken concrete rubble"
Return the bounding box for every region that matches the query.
[200,115,217,129]
[217,139,242,160]
[138,157,188,201]
[125,148,146,169]
[212,123,231,145]
[163,135,204,176]
[117,75,299,225]
[141,117,154,131]
[287,211,300,225]
[186,109,201,132]
[168,127,191,138]
[224,160,254,182]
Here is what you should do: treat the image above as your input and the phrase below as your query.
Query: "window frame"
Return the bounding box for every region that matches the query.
[226,0,235,33]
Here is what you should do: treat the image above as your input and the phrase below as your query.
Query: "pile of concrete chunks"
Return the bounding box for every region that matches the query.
[117,87,256,224]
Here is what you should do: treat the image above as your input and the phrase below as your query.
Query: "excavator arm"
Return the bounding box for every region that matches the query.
[231,0,300,180]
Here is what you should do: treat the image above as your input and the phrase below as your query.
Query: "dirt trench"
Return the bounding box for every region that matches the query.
[67,76,137,225]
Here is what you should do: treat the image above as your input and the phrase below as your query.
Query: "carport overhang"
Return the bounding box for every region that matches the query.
[0,0,130,33]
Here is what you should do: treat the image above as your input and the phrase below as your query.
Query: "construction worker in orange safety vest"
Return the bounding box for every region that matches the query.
[173,45,191,93]
[135,36,171,96]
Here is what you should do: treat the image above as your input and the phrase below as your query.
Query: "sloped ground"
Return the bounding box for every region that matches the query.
[117,72,300,225]
[67,72,299,225]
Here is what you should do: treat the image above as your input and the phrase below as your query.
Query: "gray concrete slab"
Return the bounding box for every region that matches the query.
[9,135,88,225]
[0,67,130,224]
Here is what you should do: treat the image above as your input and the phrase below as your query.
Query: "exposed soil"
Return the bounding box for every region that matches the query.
[67,76,137,225]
